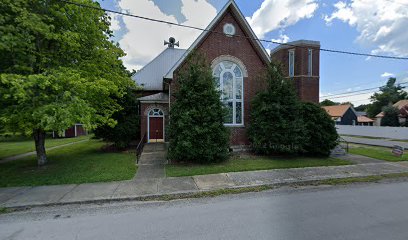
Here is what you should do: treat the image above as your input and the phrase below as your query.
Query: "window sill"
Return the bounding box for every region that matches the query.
[224,124,245,128]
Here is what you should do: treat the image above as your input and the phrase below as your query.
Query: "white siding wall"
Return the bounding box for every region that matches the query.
[337,125,408,140]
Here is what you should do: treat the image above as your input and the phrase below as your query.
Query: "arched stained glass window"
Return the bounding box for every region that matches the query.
[212,61,243,125]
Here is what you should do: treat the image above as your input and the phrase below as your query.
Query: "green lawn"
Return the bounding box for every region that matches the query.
[349,144,408,162]
[0,139,136,187]
[0,135,90,159]
[391,139,408,143]
[340,135,387,140]
[166,156,351,177]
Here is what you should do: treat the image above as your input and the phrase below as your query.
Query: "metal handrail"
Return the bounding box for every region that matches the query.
[136,134,146,164]
[338,136,349,153]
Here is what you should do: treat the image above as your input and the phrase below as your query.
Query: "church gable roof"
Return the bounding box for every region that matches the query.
[165,0,270,79]
[132,48,186,91]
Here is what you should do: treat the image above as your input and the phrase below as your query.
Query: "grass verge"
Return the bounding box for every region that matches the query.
[319,172,408,185]
[340,135,387,140]
[0,207,9,214]
[166,156,351,177]
[0,135,90,159]
[0,139,136,187]
[144,185,274,201]
[349,144,408,162]
[391,139,408,143]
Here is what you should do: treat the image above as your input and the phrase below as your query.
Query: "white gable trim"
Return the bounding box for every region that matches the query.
[164,0,270,79]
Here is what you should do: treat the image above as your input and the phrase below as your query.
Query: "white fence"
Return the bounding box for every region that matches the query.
[337,125,408,140]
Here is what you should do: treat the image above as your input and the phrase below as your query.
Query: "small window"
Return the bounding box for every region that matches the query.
[288,50,295,77]
[223,23,236,36]
[308,49,313,76]
[148,108,164,116]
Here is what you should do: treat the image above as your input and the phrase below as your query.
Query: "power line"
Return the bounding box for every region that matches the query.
[322,80,384,94]
[320,82,408,99]
[322,91,378,100]
[320,87,381,98]
[59,0,408,61]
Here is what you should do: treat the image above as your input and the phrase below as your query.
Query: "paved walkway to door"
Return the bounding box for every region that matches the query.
[134,143,167,181]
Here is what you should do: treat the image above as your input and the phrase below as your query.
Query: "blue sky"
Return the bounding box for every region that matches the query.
[97,0,408,106]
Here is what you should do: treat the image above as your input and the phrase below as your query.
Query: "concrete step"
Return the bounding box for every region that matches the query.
[143,143,167,153]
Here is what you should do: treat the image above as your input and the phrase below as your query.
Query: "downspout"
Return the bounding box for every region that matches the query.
[163,78,172,144]
[164,78,172,120]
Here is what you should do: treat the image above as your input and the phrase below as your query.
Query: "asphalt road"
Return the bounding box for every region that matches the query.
[1,182,408,240]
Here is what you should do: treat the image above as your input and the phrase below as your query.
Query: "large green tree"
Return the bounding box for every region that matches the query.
[0,0,134,165]
[248,61,304,154]
[354,104,370,112]
[380,106,400,127]
[320,99,339,106]
[367,78,407,118]
[94,87,140,149]
[167,52,229,164]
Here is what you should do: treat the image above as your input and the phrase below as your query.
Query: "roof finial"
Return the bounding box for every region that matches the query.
[164,37,179,48]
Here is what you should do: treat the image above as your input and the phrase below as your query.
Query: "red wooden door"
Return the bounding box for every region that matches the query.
[149,117,164,140]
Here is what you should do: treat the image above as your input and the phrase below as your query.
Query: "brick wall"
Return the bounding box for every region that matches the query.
[271,44,320,103]
[170,8,268,146]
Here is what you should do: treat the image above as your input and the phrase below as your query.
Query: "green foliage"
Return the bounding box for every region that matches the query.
[94,88,140,149]
[354,104,370,112]
[320,99,339,106]
[380,106,400,126]
[300,102,339,156]
[249,62,338,156]
[248,61,304,154]
[0,0,134,164]
[0,69,123,134]
[168,52,229,164]
[367,78,407,118]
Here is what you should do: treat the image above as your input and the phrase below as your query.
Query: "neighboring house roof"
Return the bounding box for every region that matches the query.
[138,92,169,103]
[164,0,271,79]
[355,111,367,116]
[375,100,408,118]
[132,48,186,91]
[357,116,374,123]
[322,104,353,118]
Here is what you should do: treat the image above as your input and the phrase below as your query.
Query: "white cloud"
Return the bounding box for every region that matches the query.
[381,72,395,78]
[117,0,217,70]
[246,0,319,39]
[108,12,121,32]
[324,0,408,57]
[271,34,290,43]
[323,1,356,25]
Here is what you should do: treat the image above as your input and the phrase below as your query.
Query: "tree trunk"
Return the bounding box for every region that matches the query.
[33,129,47,166]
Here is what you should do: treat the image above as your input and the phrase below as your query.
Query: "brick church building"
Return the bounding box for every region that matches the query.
[133,0,320,147]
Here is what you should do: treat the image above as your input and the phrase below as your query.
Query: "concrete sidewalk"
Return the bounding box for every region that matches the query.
[342,136,408,149]
[2,160,408,209]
